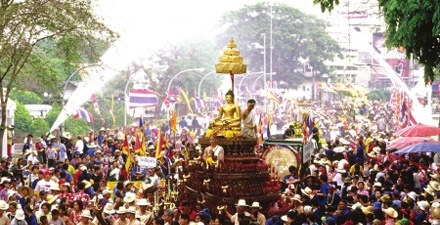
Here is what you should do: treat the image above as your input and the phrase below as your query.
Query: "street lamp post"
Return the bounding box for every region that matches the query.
[166,68,205,119]
[124,65,168,126]
[238,71,264,96]
[62,64,101,133]
[197,71,216,98]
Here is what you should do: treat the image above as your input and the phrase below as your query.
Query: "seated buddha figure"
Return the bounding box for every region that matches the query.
[210,90,241,130]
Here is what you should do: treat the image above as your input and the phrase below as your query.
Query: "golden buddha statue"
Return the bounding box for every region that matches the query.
[209,90,242,137]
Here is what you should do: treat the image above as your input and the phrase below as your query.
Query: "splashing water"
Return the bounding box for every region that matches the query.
[49,40,140,132]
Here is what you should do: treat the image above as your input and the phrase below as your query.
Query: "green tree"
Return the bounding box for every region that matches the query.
[0,0,117,154]
[64,118,90,137]
[153,39,220,97]
[313,0,440,83]
[9,90,42,104]
[14,102,32,134]
[28,118,49,137]
[45,103,62,128]
[216,2,342,88]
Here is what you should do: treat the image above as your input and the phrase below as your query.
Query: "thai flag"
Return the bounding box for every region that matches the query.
[194,97,205,109]
[129,89,159,109]
[73,108,94,123]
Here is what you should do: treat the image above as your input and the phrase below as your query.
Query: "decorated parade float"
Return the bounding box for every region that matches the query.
[178,39,285,216]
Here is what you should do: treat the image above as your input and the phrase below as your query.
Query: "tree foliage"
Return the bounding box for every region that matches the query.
[0,0,117,153]
[29,118,49,137]
[14,102,32,134]
[216,2,342,88]
[153,39,220,97]
[313,0,440,84]
[9,89,42,104]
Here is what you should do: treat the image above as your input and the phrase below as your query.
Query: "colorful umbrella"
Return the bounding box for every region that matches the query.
[387,137,434,149]
[393,123,440,137]
[393,141,440,154]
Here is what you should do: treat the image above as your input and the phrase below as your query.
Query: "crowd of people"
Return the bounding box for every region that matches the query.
[0,95,438,225]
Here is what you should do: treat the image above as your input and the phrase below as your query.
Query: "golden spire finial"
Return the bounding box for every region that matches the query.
[216,38,247,75]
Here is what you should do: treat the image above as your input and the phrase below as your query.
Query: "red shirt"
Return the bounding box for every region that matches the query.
[73,170,82,185]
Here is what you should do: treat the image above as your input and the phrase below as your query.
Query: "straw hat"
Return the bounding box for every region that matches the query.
[24,150,33,156]
[373,182,382,188]
[124,180,132,188]
[103,203,115,214]
[99,127,106,132]
[425,185,436,196]
[235,199,248,207]
[17,186,34,196]
[15,209,25,220]
[432,173,440,181]
[126,206,136,214]
[407,191,418,201]
[292,194,302,203]
[116,206,126,214]
[367,151,377,158]
[0,200,8,210]
[50,183,60,191]
[430,181,440,191]
[47,194,58,204]
[301,187,313,198]
[383,208,398,218]
[62,132,72,140]
[123,192,136,203]
[361,206,373,215]
[82,180,92,189]
[47,135,56,140]
[333,146,346,153]
[250,202,262,209]
[417,201,430,211]
[81,210,93,219]
[137,198,151,206]
[380,194,390,202]
[0,177,10,185]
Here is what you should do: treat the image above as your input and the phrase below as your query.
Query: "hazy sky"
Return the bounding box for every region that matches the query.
[94,0,325,66]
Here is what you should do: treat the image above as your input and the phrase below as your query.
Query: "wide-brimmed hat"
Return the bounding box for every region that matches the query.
[47,194,58,204]
[407,191,418,201]
[380,194,390,202]
[333,146,346,153]
[123,192,136,203]
[17,186,34,196]
[103,203,115,214]
[418,201,430,211]
[425,185,436,196]
[62,132,72,140]
[367,151,377,158]
[47,134,56,140]
[361,206,373,214]
[82,180,92,189]
[116,206,126,214]
[50,183,60,191]
[235,199,248,207]
[137,198,151,206]
[0,177,10,185]
[292,194,302,203]
[431,173,440,181]
[81,210,93,219]
[99,127,106,132]
[430,181,440,191]
[15,209,25,220]
[102,189,111,195]
[250,202,262,209]
[7,125,14,129]
[301,187,313,198]
[373,182,382,188]
[126,206,136,214]
[0,200,8,210]
[383,207,398,218]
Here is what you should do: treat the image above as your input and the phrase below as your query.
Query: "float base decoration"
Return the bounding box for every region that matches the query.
[179,137,281,216]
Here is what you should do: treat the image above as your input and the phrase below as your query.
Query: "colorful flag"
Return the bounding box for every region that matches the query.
[91,94,105,126]
[180,88,194,113]
[129,89,159,108]
[257,114,263,144]
[135,131,147,156]
[266,114,271,139]
[73,108,94,123]
[170,110,177,133]
[268,90,281,105]
[193,97,205,110]
[122,132,129,155]
[155,129,164,158]
[139,117,144,128]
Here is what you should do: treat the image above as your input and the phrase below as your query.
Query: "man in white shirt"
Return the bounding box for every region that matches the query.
[241,99,258,138]
[34,170,54,193]
[74,136,84,154]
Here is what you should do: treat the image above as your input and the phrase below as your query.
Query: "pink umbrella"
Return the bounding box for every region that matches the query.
[387,137,434,149]
[393,123,440,137]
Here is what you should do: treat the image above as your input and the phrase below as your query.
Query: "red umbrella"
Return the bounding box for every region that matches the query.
[393,123,440,137]
[387,137,434,149]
